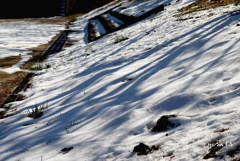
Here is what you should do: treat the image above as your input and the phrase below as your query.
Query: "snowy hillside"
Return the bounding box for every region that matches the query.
[1,0,240,160]
[0,21,63,74]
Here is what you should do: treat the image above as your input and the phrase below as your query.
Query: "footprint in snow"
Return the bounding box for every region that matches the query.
[222,77,231,82]
[175,66,185,71]
[168,67,185,80]
[168,75,179,80]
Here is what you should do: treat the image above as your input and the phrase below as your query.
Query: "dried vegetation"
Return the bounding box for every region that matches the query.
[175,0,240,19]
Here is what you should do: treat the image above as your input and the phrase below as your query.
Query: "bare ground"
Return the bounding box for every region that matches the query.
[0,17,69,106]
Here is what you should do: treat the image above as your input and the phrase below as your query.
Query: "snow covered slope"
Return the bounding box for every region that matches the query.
[0,21,63,74]
[1,0,240,160]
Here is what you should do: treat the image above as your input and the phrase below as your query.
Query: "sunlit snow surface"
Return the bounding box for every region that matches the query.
[1,0,240,160]
[0,21,63,73]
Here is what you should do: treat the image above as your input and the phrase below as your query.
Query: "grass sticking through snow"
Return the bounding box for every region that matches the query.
[114,35,129,44]
[27,104,48,119]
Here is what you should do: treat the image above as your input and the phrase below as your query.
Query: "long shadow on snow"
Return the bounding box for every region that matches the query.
[1,12,240,161]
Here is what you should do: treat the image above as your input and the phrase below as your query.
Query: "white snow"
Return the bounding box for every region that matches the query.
[0,21,64,73]
[89,19,107,36]
[1,0,240,160]
[104,13,124,27]
[115,0,172,16]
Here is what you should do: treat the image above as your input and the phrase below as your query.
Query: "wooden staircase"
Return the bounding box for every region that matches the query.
[87,4,165,42]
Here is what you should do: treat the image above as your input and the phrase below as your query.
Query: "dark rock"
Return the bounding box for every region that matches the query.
[61,147,73,153]
[122,78,133,82]
[133,143,160,155]
[133,143,151,155]
[151,115,178,132]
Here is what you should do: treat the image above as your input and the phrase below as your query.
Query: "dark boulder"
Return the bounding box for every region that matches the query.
[152,115,178,132]
[133,143,151,155]
[133,143,160,155]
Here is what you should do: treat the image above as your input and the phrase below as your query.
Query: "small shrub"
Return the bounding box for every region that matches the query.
[69,120,82,127]
[85,45,94,53]
[31,62,51,71]
[27,104,48,119]
[114,35,129,44]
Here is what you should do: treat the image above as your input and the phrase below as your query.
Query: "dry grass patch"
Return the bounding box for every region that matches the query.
[176,0,239,17]
[0,31,59,106]
[0,56,21,69]
[0,72,26,106]
[29,13,84,26]
[0,15,80,107]
[0,17,69,25]
[21,33,60,70]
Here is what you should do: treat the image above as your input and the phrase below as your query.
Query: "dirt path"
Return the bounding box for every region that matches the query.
[0,17,72,107]
[0,36,57,107]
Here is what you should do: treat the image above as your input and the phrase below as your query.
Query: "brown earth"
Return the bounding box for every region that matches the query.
[0,16,73,107]
[177,0,238,16]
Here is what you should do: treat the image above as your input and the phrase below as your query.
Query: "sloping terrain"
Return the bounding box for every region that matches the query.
[1,0,240,160]
[0,21,64,111]
[87,1,165,42]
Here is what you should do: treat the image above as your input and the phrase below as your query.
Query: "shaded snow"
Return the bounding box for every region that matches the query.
[1,0,240,161]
